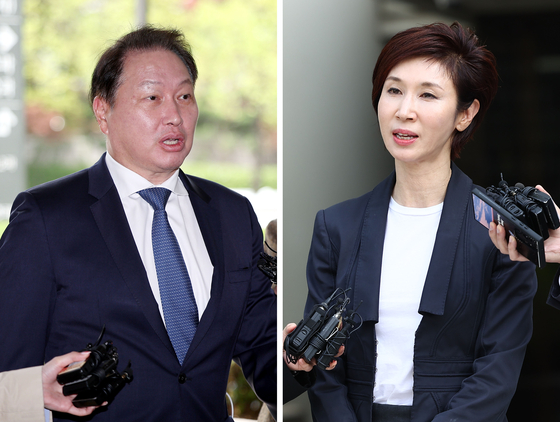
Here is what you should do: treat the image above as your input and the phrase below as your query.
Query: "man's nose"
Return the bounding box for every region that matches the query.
[164,100,183,126]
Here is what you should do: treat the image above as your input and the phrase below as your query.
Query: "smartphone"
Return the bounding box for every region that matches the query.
[472,187,545,268]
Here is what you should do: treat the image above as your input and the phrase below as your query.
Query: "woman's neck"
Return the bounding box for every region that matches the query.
[392,160,452,208]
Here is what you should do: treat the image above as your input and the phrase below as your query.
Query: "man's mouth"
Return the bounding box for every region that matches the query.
[163,138,181,145]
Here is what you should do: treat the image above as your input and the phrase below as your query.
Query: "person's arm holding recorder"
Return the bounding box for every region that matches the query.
[0,351,100,422]
[489,185,560,264]
[42,351,104,415]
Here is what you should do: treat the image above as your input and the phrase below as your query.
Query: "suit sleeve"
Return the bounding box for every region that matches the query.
[231,199,277,418]
[305,210,359,422]
[0,192,56,372]
[432,253,537,421]
[546,267,560,309]
[0,366,46,422]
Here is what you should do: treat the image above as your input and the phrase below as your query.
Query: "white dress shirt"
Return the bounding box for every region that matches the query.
[105,153,213,321]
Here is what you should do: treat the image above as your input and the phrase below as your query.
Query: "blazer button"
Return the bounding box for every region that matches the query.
[178,373,187,384]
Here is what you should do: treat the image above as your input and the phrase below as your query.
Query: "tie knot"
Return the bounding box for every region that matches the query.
[138,187,172,211]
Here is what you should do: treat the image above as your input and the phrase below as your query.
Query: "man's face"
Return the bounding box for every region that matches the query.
[93,49,198,184]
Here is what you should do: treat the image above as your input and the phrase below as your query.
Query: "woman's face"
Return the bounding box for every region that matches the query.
[377,57,473,167]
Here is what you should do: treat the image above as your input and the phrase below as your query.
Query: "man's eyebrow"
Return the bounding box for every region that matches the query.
[138,79,194,88]
[385,75,443,90]
[138,80,161,88]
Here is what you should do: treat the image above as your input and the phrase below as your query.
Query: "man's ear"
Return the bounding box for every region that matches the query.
[92,96,110,135]
[456,99,480,132]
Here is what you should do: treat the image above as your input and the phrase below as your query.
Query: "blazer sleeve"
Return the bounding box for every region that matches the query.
[304,210,359,422]
[432,253,537,421]
[231,199,277,418]
[0,366,46,422]
[0,192,56,371]
[283,362,316,404]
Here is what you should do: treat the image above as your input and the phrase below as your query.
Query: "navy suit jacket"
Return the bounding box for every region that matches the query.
[546,271,560,310]
[0,154,276,421]
[304,164,537,422]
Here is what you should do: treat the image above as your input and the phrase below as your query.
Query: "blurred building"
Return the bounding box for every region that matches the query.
[0,0,25,220]
[283,0,560,421]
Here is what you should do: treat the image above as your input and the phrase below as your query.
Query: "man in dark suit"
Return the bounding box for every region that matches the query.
[0,26,276,421]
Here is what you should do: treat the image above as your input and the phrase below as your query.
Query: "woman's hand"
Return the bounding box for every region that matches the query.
[42,351,104,416]
[283,323,344,371]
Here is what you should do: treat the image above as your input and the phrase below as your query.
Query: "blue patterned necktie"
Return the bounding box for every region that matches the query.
[138,187,198,365]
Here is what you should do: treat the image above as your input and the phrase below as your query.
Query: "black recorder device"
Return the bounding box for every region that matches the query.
[472,179,560,268]
[56,327,133,408]
[285,288,361,370]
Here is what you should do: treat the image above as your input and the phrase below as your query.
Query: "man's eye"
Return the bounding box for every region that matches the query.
[180,94,191,100]
[147,95,157,100]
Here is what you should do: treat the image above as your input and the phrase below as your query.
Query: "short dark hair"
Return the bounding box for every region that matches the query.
[371,22,499,160]
[89,25,198,107]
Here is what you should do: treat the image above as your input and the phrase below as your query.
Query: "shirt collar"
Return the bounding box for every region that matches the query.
[105,152,188,198]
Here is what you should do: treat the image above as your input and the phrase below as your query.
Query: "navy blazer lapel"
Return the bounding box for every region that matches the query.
[179,172,225,360]
[419,163,472,316]
[353,164,472,320]
[87,155,174,355]
[353,172,395,323]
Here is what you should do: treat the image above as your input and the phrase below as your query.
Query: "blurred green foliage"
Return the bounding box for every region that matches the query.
[27,161,276,191]
[23,0,277,163]
[182,161,277,188]
[227,362,264,419]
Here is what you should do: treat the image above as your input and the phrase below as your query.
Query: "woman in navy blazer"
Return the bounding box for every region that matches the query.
[305,22,537,422]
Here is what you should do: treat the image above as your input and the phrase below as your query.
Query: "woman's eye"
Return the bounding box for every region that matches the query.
[387,87,401,95]
[421,92,437,99]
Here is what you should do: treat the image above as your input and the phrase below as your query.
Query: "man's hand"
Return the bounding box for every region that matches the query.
[283,323,344,371]
[42,351,103,416]
[489,185,560,264]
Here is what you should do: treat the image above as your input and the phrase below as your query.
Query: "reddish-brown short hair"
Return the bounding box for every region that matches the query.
[371,22,498,160]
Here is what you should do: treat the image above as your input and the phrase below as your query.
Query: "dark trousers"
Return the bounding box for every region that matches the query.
[372,403,412,422]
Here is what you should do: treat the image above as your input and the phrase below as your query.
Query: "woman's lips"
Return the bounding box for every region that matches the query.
[392,129,418,146]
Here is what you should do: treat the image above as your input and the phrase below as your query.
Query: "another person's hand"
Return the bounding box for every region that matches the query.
[283,323,344,371]
[42,351,101,416]
[489,221,529,262]
[489,185,560,264]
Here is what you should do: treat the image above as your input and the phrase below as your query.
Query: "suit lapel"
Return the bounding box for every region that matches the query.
[179,172,225,361]
[352,172,395,323]
[418,163,472,316]
[88,155,175,356]
[353,164,472,320]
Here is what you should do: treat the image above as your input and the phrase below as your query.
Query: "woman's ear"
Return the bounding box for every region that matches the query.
[456,99,480,132]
